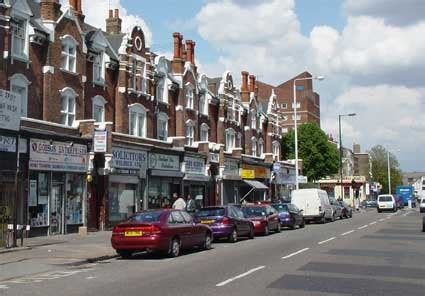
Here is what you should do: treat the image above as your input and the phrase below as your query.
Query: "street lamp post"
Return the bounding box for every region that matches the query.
[387,149,400,194]
[293,75,324,190]
[338,113,356,200]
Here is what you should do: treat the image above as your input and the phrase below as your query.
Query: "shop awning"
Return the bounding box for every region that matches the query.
[242,180,268,190]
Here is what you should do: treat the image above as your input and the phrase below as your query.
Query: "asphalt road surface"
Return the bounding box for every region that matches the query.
[1,209,424,296]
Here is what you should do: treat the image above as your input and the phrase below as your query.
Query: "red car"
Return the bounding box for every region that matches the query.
[111,210,213,258]
[241,205,281,235]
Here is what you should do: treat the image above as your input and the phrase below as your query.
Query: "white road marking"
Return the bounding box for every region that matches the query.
[341,230,355,236]
[1,269,93,285]
[369,221,377,225]
[0,285,9,289]
[318,237,336,245]
[281,248,310,259]
[358,225,368,230]
[379,218,386,222]
[86,277,96,280]
[216,266,266,287]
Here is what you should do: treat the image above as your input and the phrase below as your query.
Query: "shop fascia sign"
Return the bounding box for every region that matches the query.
[241,164,270,179]
[149,153,180,171]
[111,147,148,174]
[0,134,16,152]
[0,89,21,131]
[184,156,205,175]
[29,139,88,173]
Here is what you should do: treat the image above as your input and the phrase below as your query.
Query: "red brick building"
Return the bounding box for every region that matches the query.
[0,0,295,239]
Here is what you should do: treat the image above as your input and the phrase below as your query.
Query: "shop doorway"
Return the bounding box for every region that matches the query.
[50,183,64,235]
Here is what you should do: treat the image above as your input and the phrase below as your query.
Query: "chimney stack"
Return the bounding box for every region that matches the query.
[69,0,77,10]
[241,71,250,102]
[185,40,193,64]
[173,32,182,59]
[76,0,82,14]
[249,75,256,93]
[40,0,61,21]
[106,8,122,35]
[191,41,196,64]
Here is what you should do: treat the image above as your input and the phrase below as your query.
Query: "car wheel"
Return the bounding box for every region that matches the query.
[299,218,305,228]
[228,228,238,243]
[248,225,255,239]
[393,207,397,213]
[117,250,133,259]
[290,218,296,230]
[168,238,180,258]
[320,215,326,224]
[264,224,270,236]
[203,233,212,250]
[377,209,382,213]
[331,213,336,222]
[276,222,282,233]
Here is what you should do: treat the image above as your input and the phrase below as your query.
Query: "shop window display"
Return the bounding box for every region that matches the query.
[29,172,49,227]
[148,178,172,209]
[109,183,137,222]
[66,174,84,225]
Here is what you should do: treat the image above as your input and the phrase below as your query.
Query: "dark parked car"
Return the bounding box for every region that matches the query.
[272,203,305,229]
[111,210,213,258]
[241,205,281,235]
[329,198,344,221]
[339,201,353,218]
[394,195,404,210]
[194,206,254,243]
[362,199,378,208]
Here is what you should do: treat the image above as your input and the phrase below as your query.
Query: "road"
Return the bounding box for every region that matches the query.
[1,209,424,296]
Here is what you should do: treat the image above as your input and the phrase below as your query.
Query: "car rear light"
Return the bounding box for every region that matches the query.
[221,217,230,225]
[319,206,322,212]
[112,227,124,236]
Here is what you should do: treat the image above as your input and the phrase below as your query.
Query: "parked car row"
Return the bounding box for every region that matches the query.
[111,189,354,259]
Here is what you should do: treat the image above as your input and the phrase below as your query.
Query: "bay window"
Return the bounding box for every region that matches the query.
[129,103,147,137]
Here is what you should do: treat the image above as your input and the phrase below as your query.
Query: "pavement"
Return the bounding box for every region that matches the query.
[0,208,424,295]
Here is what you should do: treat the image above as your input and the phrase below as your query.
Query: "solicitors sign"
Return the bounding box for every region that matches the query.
[111,147,148,172]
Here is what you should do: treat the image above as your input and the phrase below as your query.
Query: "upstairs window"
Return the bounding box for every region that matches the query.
[236,132,242,148]
[129,104,147,137]
[251,138,257,157]
[93,51,105,83]
[60,88,77,127]
[225,129,235,152]
[157,112,168,141]
[157,77,169,103]
[9,74,30,117]
[140,62,147,94]
[251,110,256,129]
[185,121,194,146]
[273,141,280,160]
[92,96,106,123]
[199,93,207,115]
[61,36,77,72]
[11,18,28,59]
[258,139,264,157]
[186,86,194,109]
[131,59,137,90]
[200,123,209,142]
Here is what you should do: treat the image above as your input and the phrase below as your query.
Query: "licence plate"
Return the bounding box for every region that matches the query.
[125,231,143,237]
[201,220,214,225]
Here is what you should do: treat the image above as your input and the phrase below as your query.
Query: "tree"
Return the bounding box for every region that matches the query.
[368,145,403,194]
[281,123,339,182]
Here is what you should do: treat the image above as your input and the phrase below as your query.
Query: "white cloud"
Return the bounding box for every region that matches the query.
[59,0,152,47]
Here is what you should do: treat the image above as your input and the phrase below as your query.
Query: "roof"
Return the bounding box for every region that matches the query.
[207,77,221,95]
[106,33,126,53]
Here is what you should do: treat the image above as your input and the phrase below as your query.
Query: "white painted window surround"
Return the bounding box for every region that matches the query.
[185,120,194,146]
[225,128,236,152]
[93,51,105,83]
[251,110,257,129]
[11,17,28,59]
[258,139,264,157]
[157,112,168,141]
[60,87,77,127]
[200,123,209,142]
[157,76,168,103]
[199,92,207,115]
[9,73,30,117]
[251,137,257,157]
[273,141,280,160]
[92,95,107,123]
[186,85,194,109]
[61,35,77,73]
[129,103,147,137]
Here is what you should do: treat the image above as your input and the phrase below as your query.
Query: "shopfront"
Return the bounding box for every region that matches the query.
[222,158,241,205]
[273,163,296,202]
[109,146,147,224]
[240,163,270,203]
[183,156,210,209]
[147,152,183,209]
[28,139,87,236]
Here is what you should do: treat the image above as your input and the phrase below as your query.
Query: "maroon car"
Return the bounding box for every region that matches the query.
[111,210,213,258]
[241,205,281,235]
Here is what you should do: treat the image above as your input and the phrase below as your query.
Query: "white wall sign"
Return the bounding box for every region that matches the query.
[184,157,205,175]
[224,159,239,176]
[149,153,180,171]
[0,89,21,131]
[111,147,148,173]
[29,139,88,172]
[94,130,107,153]
[210,153,219,163]
[0,135,16,152]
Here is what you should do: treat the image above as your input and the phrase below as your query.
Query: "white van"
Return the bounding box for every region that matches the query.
[291,189,334,223]
[377,195,396,212]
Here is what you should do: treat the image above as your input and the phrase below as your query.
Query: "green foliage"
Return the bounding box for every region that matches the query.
[281,123,339,182]
[368,145,403,194]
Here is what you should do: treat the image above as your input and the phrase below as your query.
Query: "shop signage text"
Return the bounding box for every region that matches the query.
[0,135,16,152]
[184,157,205,175]
[241,169,255,179]
[149,153,180,171]
[0,89,21,131]
[241,164,270,179]
[29,139,88,172]
[94,131,108,153]
[111,147,147,172]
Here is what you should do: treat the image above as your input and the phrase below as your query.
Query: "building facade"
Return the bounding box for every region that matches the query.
[0,0,298,240]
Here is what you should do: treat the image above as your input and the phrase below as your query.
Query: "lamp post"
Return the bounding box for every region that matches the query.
[338,113,356,200]
[293,75,324,190]
[387,149,400,194]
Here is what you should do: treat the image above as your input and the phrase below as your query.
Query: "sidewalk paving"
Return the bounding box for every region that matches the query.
[0,231,116,266]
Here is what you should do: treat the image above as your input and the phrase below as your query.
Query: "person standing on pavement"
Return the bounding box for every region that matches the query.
[186,193,196,214]
[172,193,186,210]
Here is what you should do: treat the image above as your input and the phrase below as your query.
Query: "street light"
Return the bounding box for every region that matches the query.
[338,113,356,199]
[387,148,400,194]
[293,75,325,190]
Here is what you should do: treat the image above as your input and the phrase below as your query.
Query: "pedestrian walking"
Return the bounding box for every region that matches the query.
[172,193,186,210]
[186,194,196,213]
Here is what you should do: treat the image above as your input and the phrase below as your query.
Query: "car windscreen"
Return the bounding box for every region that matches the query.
[128,211,162,222]
[242,207,267,217]
[272,204,288,212]
[195,208,225,217]
[379,196,393,202]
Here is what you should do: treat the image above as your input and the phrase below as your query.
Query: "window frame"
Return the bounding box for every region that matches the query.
[9,73,30,118]
[92,95,107,123]
[11,16,29,60]
[59,88,77,127]
[199,92,207,115]
[185,121,195,146]
[185,85,194,109]
[251,110,257,130]
[61,35,78,73]
[157,112,169,141]
[258,138,264,157]
[128,103,147,137]
[251,137,257,157]
[225,128,236,153]
[93,51,105,83]
[200,123,209,142]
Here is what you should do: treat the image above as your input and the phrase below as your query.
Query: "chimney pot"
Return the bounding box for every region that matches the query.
[191,41,196,64]
[186,40,193,64]
[173,32,182,59]
[106,7,122,34]
[114,9,119,18]
[241,71,249,92]
[109,9,113,18]
[249,75,256,93]
[69,0,77,10]
[76,0,82,14]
